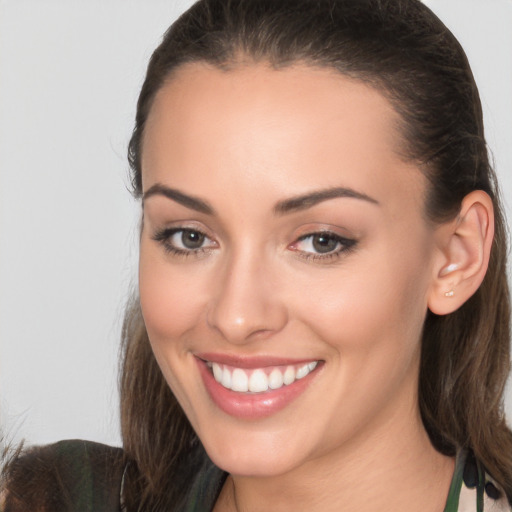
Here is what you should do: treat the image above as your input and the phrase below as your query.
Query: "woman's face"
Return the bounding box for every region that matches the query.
[139,63,442,476]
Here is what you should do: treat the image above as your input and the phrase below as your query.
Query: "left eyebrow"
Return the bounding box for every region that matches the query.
[273,186,379,215]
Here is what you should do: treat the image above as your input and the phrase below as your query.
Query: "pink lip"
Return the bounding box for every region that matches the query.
[195,352,316,369]
[195,355,322,420]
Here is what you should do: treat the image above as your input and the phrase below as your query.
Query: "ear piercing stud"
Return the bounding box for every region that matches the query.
[441,263,457,297]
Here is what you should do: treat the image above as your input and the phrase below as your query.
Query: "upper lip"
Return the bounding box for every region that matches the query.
[195,352,320,369]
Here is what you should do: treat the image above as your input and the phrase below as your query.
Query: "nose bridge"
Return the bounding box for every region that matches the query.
[207,242,287,343]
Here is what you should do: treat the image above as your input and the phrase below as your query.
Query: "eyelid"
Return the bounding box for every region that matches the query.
[150,219,216,240]
[151,225,218,258]
[288,229,357,262]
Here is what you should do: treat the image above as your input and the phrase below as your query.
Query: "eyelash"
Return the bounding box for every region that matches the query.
[152,228,357,262]
[291,232,357,262]
[152,227,216,258]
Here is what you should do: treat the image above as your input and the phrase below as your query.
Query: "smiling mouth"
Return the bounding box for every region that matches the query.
[205,360,319,393]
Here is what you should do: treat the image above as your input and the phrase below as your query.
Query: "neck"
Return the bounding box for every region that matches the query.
[215,397,454,512]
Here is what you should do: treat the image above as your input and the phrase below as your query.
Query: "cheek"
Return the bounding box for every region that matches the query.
[138,245,207,344]
[288,243,431,359]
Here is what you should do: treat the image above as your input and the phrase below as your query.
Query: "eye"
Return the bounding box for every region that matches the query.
[152,227,217,256]
[171,229,207,250]
[291,231,356,259]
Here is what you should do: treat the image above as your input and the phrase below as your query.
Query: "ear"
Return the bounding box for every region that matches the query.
[428,190,494,315]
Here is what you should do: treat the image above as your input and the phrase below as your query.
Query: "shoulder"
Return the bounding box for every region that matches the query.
[2,439,125,512]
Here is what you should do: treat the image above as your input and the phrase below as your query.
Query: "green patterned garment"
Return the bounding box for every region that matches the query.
[3,440,510,511]
[443,449,510,512]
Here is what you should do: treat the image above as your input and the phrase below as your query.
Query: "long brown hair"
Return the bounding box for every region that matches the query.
[120,0,512,508]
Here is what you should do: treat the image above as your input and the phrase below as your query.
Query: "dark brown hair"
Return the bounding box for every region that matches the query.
[119,0,511,508]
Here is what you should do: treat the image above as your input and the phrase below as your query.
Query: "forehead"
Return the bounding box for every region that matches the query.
[142,62,425,212]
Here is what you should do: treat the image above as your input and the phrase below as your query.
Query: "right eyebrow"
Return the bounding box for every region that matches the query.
[142,183,215,215]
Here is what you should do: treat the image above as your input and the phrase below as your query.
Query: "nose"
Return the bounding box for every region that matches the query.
[206,248,288,344]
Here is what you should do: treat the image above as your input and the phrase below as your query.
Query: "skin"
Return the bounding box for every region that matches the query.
[139,63,458,511]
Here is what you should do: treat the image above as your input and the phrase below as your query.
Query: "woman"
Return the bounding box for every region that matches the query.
[2,0,511,510]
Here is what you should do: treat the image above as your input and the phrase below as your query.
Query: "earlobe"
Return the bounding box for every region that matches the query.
[428,190,494,315]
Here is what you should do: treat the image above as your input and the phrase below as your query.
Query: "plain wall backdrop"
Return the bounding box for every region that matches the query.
[1,0,511,448]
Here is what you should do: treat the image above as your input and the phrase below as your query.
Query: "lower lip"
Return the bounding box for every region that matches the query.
[196,358,321,420]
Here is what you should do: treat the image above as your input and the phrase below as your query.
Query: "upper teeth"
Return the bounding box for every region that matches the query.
[209,361,318,393]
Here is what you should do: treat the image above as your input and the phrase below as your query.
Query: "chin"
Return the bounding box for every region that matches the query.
[209,450,300,477]
[201,428,311,477]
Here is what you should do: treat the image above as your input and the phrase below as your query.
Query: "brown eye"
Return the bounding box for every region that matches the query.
[292,231,356,259]
[180,229,205,249]
[311,233,339,254]
[152,227,217,256]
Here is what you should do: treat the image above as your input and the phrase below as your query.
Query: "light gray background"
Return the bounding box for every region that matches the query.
[1,0,511,447]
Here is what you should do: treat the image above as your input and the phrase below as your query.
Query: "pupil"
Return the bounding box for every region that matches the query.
[182,230,205,249]
[312,234,338,253]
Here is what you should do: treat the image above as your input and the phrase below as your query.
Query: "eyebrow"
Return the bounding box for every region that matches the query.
[142,183,379,216]
[143,183,215,215]
[273,187,379,214]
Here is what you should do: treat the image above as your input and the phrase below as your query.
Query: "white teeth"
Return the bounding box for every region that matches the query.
[231,368,249,392]
[295,364,310,379]
[283,366,295,385]
[268,368,284,390]
[249,369,269,392]
[221,366,232,389]
[212,362,223,382]
[209,361,319,393]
